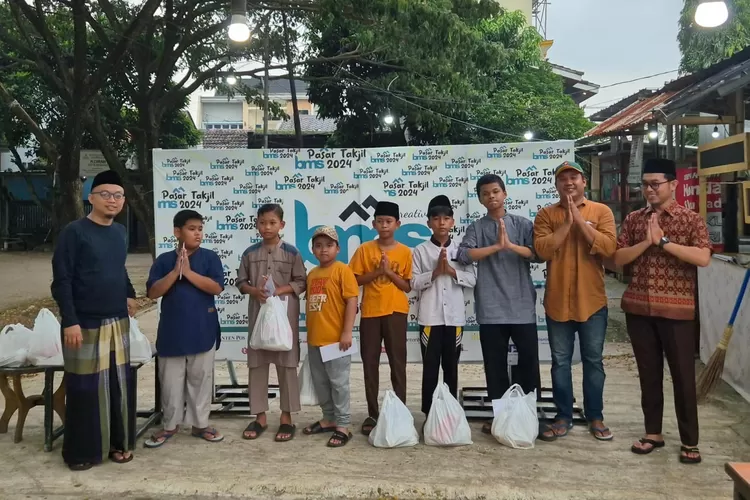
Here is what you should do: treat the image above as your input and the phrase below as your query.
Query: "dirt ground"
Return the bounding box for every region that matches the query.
[1,255,749,499]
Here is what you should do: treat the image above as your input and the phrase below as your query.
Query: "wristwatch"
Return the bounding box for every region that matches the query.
[658,236,670,249]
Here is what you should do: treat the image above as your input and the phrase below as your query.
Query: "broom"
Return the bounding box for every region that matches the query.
[696,267,750,402]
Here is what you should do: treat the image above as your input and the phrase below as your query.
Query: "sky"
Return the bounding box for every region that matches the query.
[546,0,685,116]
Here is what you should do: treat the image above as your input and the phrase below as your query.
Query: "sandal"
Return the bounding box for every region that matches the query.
[275,423,296,442]
[631,438,665,455]
[544,421,573,439]
[327,430,353,448]
[679,446,702,464]
[68,462,94,471]
[538,423,557,442]
[361,417,377,436]
[108,450,133,464]
[191,427,224,443]
[242,421,268,440]
[589,424,613,441]
[303,421,337,435]
[144,428,178,448]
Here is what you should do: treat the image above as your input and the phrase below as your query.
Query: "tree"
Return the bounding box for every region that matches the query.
[306,4,590,146]
[679,0,750,73]
[0,0,162,229]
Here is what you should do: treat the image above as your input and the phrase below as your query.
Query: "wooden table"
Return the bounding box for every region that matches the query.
[0,359,162,451]
[726,462,750,500]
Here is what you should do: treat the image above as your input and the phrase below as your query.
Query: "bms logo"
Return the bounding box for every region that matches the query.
[157,187,186,209]
[294,156,325,170]
[294,198,431,265]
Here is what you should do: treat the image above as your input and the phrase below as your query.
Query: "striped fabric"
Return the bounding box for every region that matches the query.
[62,316,132,465]
[420,325,463,348]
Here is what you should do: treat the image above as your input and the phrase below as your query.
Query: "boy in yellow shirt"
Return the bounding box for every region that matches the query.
[302,226,359,447]
[349,201,413,436]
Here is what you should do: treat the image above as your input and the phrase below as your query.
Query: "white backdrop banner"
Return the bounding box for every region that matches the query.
[152,142,577,363]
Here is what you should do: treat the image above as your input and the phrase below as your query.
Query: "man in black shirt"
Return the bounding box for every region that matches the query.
[51,170,137,470]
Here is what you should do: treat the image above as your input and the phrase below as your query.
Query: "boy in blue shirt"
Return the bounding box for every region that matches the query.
[144,210,225,448]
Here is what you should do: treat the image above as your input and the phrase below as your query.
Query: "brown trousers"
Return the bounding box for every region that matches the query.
[625,313,699,446]
[248,364,300,415]
[360,313,408,418]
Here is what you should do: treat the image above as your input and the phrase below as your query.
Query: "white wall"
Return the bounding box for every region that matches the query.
[201,101,243,126]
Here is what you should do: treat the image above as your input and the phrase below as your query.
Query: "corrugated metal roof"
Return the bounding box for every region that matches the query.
[585,91,677,137]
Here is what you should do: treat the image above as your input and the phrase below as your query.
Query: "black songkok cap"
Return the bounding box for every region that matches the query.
[374,201,400,220]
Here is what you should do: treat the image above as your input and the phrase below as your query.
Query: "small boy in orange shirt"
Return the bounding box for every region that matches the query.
[349,201,413,436]
[302,226,359,447]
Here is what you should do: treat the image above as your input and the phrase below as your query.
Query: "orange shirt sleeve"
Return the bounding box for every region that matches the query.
[533,207,556,262]
[400,246,413,280]
[589,205,617,258]
[349,244,368,276]
[339,265,360,299]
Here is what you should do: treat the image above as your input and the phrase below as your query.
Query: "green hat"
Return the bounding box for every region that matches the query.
[554,161,584,177]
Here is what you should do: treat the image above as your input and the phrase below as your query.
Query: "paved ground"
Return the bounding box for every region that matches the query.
[0,252,153,310]
[1,255,749,499]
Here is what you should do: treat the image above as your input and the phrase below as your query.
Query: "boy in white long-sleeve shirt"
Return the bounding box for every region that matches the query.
[412,195,477,416]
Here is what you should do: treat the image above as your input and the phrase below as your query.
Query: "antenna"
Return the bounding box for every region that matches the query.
[532,0,549,40]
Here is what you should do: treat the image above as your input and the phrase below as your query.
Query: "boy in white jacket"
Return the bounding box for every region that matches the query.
[412,195,477,416]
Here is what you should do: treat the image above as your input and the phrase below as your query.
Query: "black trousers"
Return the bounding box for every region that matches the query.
[479,324,540,401]
[419,325,462,415]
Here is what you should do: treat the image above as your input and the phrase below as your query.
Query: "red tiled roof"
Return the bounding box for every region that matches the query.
[585,91,677,137]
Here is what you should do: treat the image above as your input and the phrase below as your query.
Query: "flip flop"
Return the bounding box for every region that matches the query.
[191,427,224,443]
[108,450,134,464]
[679,446,702,464]
[547,421,573,438]
[361,417,377,436]
[537,424,558,442]
[631,438,665,455]
[144,428,178,448]
[327,430,353,448]
[481,422,492,434]
[589,425,614,441]
[303,421,337,435]
[275,423,296,442]
[242,421,267,440]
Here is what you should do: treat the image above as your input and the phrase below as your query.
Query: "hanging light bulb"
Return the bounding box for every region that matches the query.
[383,113,395,125]
[712,126,720,139]
[228,0,250,42]
[695,1,729,28]
[523,130,533,141]
[226,72,237,86]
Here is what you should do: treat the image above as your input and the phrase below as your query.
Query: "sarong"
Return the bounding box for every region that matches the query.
[62,316,133,465]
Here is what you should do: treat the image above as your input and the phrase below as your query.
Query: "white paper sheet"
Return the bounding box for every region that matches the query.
[320,341,359,362]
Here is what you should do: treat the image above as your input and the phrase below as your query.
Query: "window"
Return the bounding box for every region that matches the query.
[299,110,309,115]
[204,122,243,130]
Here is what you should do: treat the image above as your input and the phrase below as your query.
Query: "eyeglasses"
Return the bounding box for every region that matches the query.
[91,191,125,201]
[641,180,672,191]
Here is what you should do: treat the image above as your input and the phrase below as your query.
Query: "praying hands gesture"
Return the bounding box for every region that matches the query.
[495,219,512,250]
[649,214,664,246]
[564,194,586,228]
[432,245,456,280]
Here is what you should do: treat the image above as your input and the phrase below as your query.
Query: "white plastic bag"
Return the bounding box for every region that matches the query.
[249,296,293,351]
[424,383,473,447]
[129,317,153,363]
[27,308,63,366]
[368,390,419,448]
[491,384,538,449]
[0,324,32,367]
[299,355,319,406]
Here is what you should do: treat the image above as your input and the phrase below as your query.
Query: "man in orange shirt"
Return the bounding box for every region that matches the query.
[349,201,413,436]
[534,161,617,441]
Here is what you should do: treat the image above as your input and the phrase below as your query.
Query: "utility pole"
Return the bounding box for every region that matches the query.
[262,26,270,149]
[282,12,303,148]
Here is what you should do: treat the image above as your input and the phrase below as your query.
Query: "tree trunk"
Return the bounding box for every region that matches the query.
[282,12,303,148]
[55,144,84,230]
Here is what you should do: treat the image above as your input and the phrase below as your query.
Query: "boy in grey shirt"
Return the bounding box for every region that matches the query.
[457,174,550,438]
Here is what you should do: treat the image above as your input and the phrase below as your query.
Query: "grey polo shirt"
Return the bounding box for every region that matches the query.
[456,213,537,325]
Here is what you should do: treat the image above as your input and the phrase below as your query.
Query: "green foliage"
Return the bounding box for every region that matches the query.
[305,3,590,146]
[679,0,750,73]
